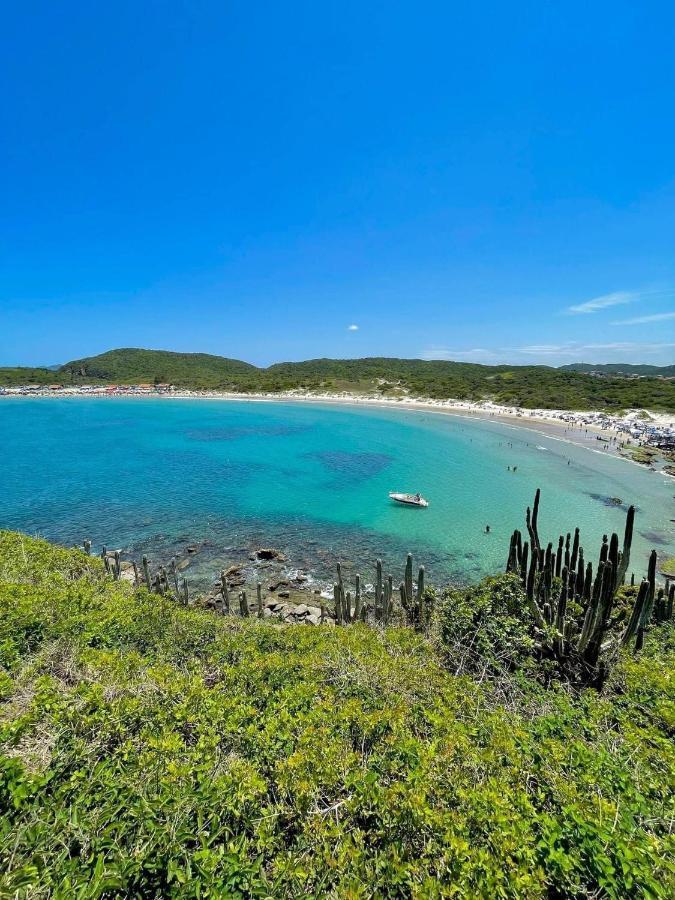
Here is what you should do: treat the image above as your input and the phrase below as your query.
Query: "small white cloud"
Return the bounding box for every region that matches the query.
[566,291,638,315]
[347,324,359,331]
[612,311,675,326]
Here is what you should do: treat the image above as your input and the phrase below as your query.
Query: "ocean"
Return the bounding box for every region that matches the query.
[1,398,672,592]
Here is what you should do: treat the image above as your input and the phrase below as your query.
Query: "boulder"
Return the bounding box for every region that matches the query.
[224,564,246,587]
[256,548,287,562]
[278,590,290,599]
[268,580,290,592]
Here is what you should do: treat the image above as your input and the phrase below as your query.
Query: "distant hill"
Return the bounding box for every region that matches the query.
[560,362,675,377]
[1,348,674,412]
[59,348,257,389]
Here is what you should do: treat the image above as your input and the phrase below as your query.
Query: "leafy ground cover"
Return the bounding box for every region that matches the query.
[0,531,673,897]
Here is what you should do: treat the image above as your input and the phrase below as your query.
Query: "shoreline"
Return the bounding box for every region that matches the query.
[3,388,674,473]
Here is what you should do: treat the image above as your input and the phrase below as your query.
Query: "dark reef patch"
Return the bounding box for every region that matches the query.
[187,425,309,442]
[587,492,638,513]
[305,451,393,481]
[640,531,671,547]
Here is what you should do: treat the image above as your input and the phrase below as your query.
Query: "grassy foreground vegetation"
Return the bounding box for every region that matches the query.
[2,348,675,411]
[1,532,673,897]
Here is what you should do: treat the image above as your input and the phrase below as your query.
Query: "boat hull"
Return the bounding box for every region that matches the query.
[388,492,429,508]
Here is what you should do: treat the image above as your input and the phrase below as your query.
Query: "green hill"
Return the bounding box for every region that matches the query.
[0,530,673,896]
[560,362,675,377]
[59,348,257,388]
[1,348,674,411]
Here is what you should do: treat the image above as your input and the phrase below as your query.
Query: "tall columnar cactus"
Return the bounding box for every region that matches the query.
[257,582,263,618]
[399,555,428,630]
[142,555,152,590]
[169,558,180,598]
[354,574,362,620]
[110,551,121,580]
[334,582,343,625]
[220,571,230,615]
[83,540,92,556]
[239,590,249,617]
[509,491,668,686]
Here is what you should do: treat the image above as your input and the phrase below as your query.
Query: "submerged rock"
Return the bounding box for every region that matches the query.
[256,548,287,562]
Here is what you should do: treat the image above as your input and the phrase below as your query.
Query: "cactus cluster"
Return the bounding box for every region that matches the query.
[216,575,265,618]
[399,553,430,629]
[332,554,430,629]
[91,541,191,605]
[506,490,672,685]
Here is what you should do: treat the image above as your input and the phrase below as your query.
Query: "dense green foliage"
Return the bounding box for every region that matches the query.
[0,367,59,386]
[561,363,675,377]
[1,532,673,897]
[60,348,257,387]
[3,348,675,410]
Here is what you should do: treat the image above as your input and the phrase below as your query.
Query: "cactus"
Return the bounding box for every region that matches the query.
[525,488,541,558]
[142,555,151,590]
[83,540,92,556]
[239,591,249,617]
[220,571,230,614]
[512,491,660,686]
[354,574,362,620]
[169,557,180,598]
[334,583,343,625]
[181,578,189,606]
[257,582,263,618]
[616,506,634,586]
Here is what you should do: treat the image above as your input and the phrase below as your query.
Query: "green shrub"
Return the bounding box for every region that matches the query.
[435,574,537,678]
[0,533,673,897]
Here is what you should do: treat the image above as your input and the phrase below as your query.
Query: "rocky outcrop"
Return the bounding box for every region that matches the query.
[255,548,286,562]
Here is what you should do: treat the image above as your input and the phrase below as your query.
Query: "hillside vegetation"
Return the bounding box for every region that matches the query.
[60,348,257,388]
[561,363,675,378]
[2,348,675,411]
[0,366,59,387]
[0,531,673,897]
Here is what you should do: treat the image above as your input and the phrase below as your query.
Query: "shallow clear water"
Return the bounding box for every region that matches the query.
[1,398,673,590]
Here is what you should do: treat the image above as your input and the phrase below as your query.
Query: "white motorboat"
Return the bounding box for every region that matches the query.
[389,491,429,508]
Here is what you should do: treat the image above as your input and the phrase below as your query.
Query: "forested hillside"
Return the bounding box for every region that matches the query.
[561,362,675,377]
[2,348,674,411]
[60,348,257,387]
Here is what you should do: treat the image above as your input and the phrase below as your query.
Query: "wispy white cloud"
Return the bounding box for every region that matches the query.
[566,291,638,315]
[347,324,359,331]
[419,341,675,365]
[420,347,495,361]
[611,311,675,326]
[514,341,675,356]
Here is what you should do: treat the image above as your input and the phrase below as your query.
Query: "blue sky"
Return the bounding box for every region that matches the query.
[2,1,674,367]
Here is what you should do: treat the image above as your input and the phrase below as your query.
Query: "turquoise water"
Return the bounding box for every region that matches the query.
[1,398,673,589]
